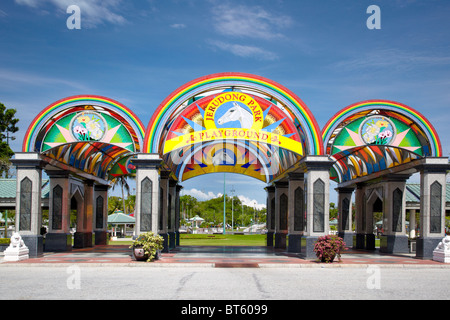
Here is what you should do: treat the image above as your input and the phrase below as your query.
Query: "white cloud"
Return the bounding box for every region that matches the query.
[238,195,266,210]
[208,40,278,61]
[170,23,186,29]
[211,3,292,40]
[15,0,126,27]
[333,48,450,72]
[181,188,222,201]
[181,188,266,210]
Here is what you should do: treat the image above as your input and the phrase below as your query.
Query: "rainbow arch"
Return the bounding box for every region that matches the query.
[23,95,146,153]
[322,99,442,157]
[144,72,324,155]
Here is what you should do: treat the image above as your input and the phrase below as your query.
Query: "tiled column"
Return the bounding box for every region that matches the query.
[94,184,109,245]
[287,173,304,253]
[416,158,449,259]
[265,186,275,247]
[175,184,183,246]
[159,171,170,252]
[168,179,177,249]
[300,156,333,258]
[353,183,366,249]
[74,180,95,248]
[133,153,161,238]
[380,174,410,253]
[274,181,288,249]
[11,152,45,257]
[45,170,72,251]
[336,187,354,248]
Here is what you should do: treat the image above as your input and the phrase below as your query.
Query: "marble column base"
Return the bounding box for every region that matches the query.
[73,232,94,248]
[338,231,354,250]
[287,234,302,253]
[274,232,287,249]
[416,237,442,259]
[365,234,376,250]
[353,234,366,249]
[160,233,169,253]
[380,234,409,253]
[21,235,43,258]
[94,231,108,245]
[300,236,318,259]
[266,231,274,247]
[168,231,176,249]
[45,233,72,252]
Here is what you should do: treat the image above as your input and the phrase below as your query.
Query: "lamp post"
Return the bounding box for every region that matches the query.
[223,173,226,235]
[231,185,235,233]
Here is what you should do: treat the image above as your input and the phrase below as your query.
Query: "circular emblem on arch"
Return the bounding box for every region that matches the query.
[204,92,263,131]
[359,115,396,145]
[70,111,107,141]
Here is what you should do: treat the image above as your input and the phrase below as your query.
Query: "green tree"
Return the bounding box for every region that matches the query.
[110,175,131,215]
[0,102,19,177]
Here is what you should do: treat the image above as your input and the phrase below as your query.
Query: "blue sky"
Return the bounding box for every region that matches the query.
[1,0,450,208]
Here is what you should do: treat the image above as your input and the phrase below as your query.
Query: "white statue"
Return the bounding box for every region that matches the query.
[3,232,29,261]
[10,232,25,248]
[433,235,450,263]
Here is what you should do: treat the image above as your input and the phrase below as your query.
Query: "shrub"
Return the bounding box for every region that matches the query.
[130,232,164,262]
[313,235,347,263]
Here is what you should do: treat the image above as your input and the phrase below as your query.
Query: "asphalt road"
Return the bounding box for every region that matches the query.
[1,265,449,301]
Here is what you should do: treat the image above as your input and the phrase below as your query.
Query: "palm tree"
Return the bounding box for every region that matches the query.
[110,176,130,215]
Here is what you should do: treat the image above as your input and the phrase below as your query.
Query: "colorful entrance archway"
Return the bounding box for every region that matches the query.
[12,75,449,260]
[143,72,324,184]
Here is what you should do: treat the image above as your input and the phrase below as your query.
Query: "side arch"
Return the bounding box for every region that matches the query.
[322,100,443,183]
[22,95,145,180]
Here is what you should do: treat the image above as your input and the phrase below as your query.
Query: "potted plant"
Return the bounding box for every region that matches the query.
[130,232,164,262]
[313,235,347,263]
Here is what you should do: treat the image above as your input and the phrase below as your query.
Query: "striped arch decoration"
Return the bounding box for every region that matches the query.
[22,95,145,180]
[143,72,323,183]
[322,99,443,183]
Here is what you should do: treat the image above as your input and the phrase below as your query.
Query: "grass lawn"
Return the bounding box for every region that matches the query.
[108,234,267,246]
[180,234,266,246]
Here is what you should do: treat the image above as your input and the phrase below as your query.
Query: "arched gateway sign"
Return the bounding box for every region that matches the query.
[13,72,449,260]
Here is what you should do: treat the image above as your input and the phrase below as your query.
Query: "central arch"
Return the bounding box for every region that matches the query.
[144,72,323,183]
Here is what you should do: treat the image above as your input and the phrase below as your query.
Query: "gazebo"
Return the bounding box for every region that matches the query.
[108,210,136,239]
[189,215,204,229]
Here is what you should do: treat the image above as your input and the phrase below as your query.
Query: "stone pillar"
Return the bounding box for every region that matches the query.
[94,184,109,245]
[175,184,183,246]
[74,180,95,248]
[336,187,354,248]
[265,186,275,247]
[287,173,305,253]
[133,154,161,237]
[364,187,383,251]
[379,174,410,253]
[11,152,45,257]
[416,158,449,259]
[159,171,170,252]
[300,156,333,258]
[45,171,72,252]
[274,181,288,249]
[168,179,177,249]
[353,183,366,249]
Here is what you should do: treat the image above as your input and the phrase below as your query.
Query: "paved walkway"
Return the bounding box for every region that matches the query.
[1,245,448,267]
